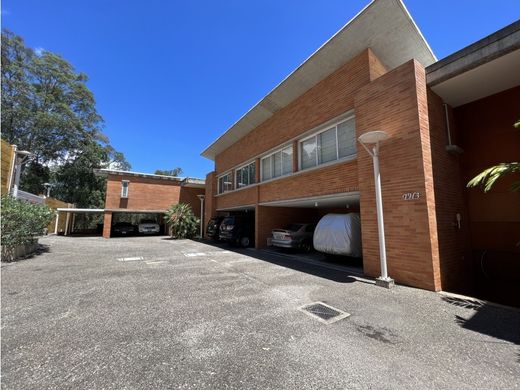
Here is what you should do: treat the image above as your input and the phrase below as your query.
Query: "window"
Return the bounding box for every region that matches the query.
[235,161,256,189]
[218,172,233,194]
[299,116,356,170]
[261,145,293,181]
[121,180,129,198]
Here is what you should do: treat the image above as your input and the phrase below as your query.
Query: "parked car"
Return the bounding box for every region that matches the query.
[313,213,362,257]
[206,216,224,240]
[271,223,316,252]
[138,219,160,235]
[219,215,254,247]
[112,222,136,236]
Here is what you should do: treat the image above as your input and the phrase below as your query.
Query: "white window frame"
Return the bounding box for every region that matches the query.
[298,116,356,170]
[235,161,256,189]
[260,145,293,182]
[121,180,129,198]
[217,172,233,194]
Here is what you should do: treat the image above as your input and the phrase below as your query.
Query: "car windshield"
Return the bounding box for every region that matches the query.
[116,222,132,227]
[285,224,304,232]
[140,220,155,224]
[222,217,234,225]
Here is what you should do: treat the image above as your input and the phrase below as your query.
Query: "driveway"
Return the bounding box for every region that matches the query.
[2,236,519,389]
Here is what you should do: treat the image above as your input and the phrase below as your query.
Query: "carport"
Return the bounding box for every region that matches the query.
[110,210,167,236]
[256,192,362,269]
[55,208,105,235]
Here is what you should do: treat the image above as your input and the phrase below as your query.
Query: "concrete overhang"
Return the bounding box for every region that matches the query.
[427,20,520,107]
[201,0,436,161]
[259,192,360,209]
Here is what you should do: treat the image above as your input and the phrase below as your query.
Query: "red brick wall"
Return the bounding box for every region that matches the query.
[215,49,383,174]
[455,86,520,253]
[216,186,258,211]
[354,60,441,291]
[204,172,217,237]
[105,174,181,210]
[259,160,358,203]
[179,186,205,218]
[427,89,473,294]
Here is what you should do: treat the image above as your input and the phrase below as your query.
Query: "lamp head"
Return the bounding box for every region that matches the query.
[358,130,389,145]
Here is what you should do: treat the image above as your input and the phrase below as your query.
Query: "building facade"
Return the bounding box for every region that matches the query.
[201,0,520,302]
[97,170,205,238]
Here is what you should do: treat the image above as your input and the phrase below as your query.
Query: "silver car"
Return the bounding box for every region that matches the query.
[271,223,316,252]
[138,219,160,235]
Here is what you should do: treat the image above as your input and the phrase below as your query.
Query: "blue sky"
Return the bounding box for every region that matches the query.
[3,1,519,178]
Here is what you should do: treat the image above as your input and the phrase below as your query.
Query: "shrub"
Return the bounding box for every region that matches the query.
[164,203,199,239]
[1,196,53,250]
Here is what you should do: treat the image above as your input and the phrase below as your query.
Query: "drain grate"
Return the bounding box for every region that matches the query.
[299,302,350,324]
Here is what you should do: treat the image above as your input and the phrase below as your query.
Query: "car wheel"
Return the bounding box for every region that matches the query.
[301,240,312,253]
[240,236,250,248]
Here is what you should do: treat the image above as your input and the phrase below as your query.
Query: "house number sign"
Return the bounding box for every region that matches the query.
[402,192,420,200]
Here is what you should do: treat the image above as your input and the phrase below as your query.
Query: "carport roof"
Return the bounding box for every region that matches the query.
[201,0,436,160]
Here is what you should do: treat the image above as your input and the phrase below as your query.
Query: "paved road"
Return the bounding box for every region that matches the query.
[2,236,519,389]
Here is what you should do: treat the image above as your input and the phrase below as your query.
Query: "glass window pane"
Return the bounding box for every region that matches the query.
[282,147,292,175]
[236,169,244,188]
[224,173,232,192]
[273,152,282,177]
[301,138,317,170]
[261,157,271,181]
[318,127,337,164]
[249,162,256,184]
[337,118,356,158]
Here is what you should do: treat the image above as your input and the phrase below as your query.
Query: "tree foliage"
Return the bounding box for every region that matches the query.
[1,29,130,207]
[154,167,183,177]
[164,203,199,239]
[467,120,520,193]
[1,196,53,251]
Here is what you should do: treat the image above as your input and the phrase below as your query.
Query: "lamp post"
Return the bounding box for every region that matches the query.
[197,194,205,239]
[358,130,394,289]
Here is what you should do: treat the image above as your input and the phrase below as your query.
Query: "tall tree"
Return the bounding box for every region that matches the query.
[154,167,183,177]
[1,29,130,206]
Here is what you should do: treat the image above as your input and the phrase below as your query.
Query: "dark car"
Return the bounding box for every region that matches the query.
[112,222,136,236]
[206,216,224,240]
[271,223,316,252]
[219,215,254,247]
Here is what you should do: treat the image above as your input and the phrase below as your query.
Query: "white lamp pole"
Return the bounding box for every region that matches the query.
[358,131,394,288]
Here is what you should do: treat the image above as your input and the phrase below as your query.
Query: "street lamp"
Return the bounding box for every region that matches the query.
[358,130,394,289]
[43,182,54,198]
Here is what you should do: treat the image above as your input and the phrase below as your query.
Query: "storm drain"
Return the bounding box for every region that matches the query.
[299,302,350,324]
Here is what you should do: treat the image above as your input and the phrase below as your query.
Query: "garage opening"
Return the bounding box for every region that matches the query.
[214,206,255,247]
[111,212,166,237]
[258,192,362,273]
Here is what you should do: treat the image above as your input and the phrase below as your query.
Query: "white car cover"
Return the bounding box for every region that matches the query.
[313,213,362,257]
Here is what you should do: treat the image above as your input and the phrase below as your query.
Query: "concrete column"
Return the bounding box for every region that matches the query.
[102,211,112,238]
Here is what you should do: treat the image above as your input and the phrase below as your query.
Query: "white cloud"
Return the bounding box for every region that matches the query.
[34,47,45,56]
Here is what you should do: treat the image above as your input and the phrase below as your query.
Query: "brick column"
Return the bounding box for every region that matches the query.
[102,211,112,238]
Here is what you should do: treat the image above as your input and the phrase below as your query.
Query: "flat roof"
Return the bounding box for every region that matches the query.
[94,169,205,185]
[427,20,520,107]
[201,0,436,160]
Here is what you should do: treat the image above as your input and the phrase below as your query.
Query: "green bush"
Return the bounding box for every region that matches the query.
[1,195,53,249]
[164,203,199,239]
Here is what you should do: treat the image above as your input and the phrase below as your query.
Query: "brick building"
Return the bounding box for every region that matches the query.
[201,0,520,302]
[95,169,205,238]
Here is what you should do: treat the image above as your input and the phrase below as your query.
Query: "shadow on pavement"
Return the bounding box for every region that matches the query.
[442,296,520,346]
[197,239,361,284]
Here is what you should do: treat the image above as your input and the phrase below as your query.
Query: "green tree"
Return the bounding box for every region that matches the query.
[1,29,130,205]
[467,120,520,193]
[154,167,183,177]
[164,203,199,239]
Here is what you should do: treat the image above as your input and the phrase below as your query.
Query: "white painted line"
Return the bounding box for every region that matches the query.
[184,252,207,257]
[146,261,166,265]
[117,256,144,262]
